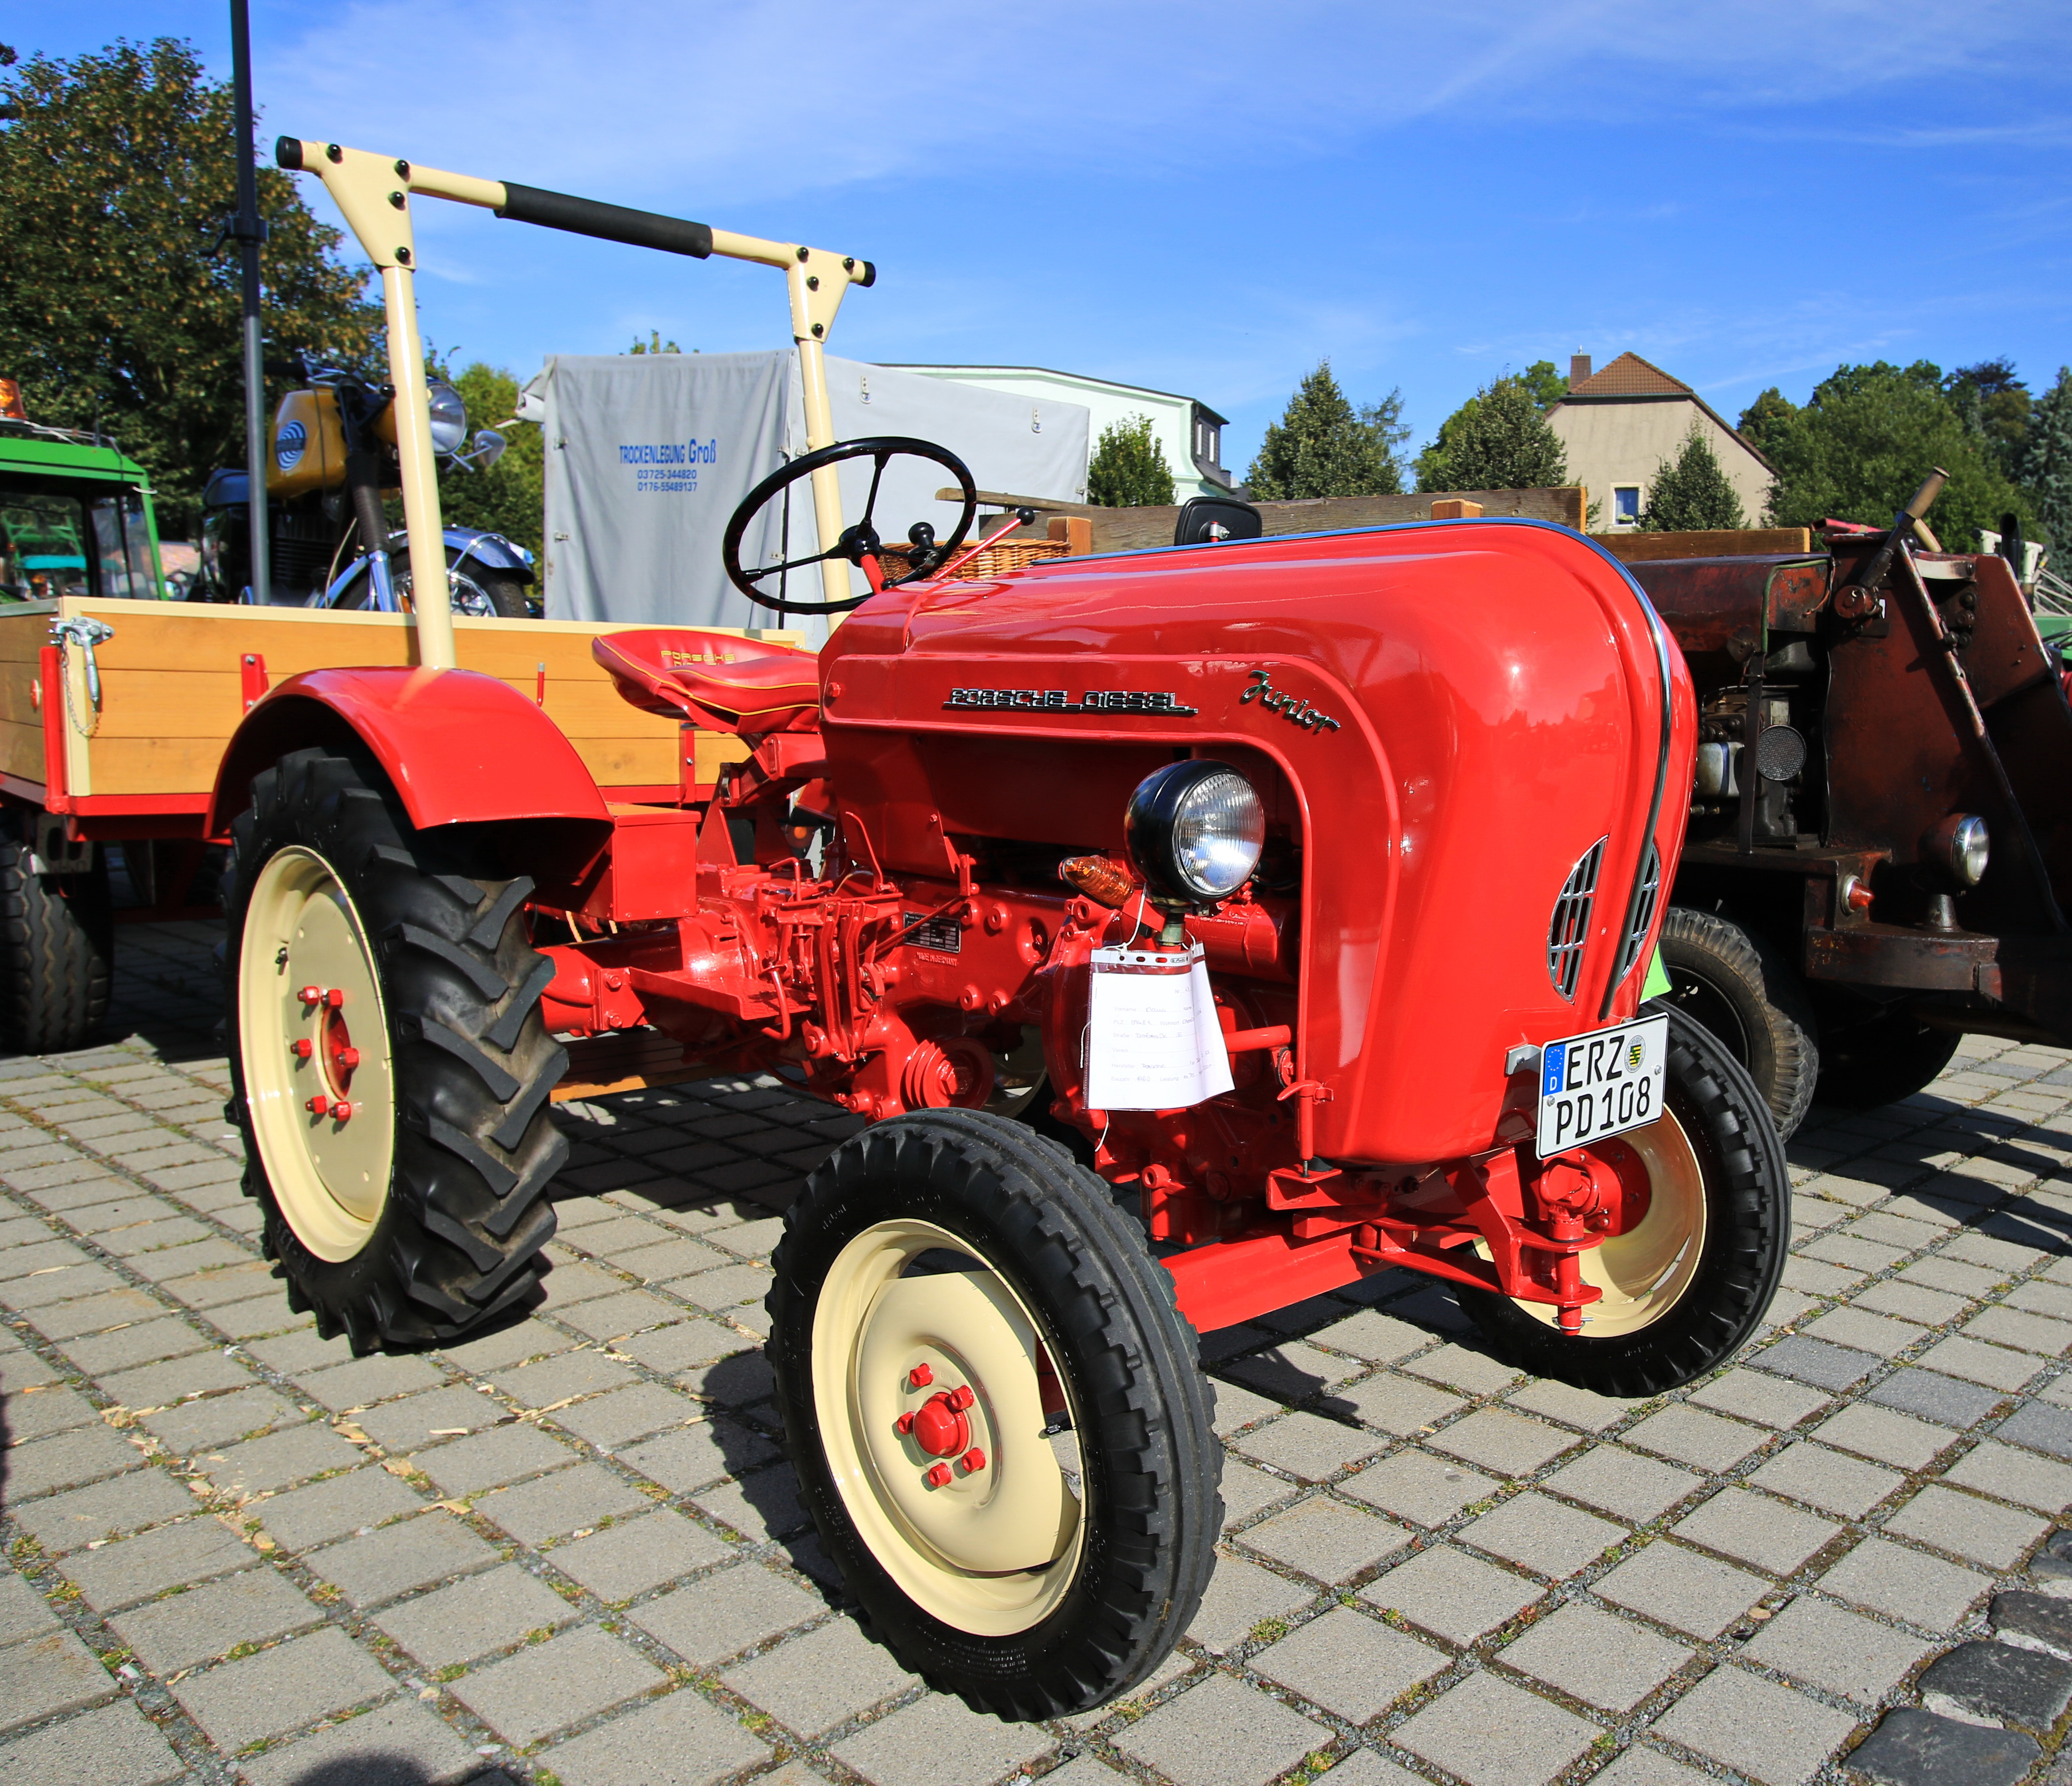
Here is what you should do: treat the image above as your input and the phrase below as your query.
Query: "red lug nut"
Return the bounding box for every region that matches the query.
[947,1385,975,1412]
[291,1039,313,1060]
[306,1094,330,1116]
[961,1447,987,1473]
[298,985,324,1006]
[895,1412,915,1436]
[907,1363,933,1389]
[331,1102,353,1123]
[324,988,345,1009]
[334,1046,360,1069]
[923,1462,952,1488]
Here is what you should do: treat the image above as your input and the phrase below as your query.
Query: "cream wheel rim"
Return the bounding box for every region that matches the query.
[1516,1109,1709,1335]
[238,846,395,1262]
[812,1219,1084,1634]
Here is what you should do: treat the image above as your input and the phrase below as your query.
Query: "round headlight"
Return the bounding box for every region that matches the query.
[425,380,468,457]
[1927,813,1989,887]
[1125,761,1266,904]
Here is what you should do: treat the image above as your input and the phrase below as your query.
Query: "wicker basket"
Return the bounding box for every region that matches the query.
[877,536,1070,581]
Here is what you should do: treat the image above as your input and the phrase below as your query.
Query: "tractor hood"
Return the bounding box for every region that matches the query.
[820,519,1694,1163]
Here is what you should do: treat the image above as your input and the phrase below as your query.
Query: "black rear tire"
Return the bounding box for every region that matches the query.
[769,1108,1221,1720]
[226,746,564,1352]
[1814,1003,1962,1110]
[0,823,112,1054]
[1659,905,1820,1139]
[1460,1003,1789,1397]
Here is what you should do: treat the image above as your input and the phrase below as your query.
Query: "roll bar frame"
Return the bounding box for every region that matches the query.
[276,137,876,665]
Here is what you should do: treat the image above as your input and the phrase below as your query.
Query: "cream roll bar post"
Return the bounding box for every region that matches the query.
[275,137,879,667]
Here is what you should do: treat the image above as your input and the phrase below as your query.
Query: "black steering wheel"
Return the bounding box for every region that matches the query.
[721,436,979,615]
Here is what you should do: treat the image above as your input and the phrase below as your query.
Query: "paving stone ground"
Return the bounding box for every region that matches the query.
[6,917,2072,1786]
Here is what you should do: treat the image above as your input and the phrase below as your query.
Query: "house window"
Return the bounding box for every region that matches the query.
[1612,485,1642,530]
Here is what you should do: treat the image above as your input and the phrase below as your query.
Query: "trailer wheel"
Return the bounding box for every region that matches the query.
[1659,905,1820,1139]
[1813,1004,1961,1110]
[0,824,112,1054]
[769,1108,1221,1720]
[1460,1004,1788,1397]
[226,747,565,1353]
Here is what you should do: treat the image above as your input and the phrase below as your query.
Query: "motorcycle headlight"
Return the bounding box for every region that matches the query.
[426,380,468,457]
[1927,814,1990,887]
[1125,761,1266,904]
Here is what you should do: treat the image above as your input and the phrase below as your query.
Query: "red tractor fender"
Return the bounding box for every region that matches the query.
[210,666,611,836]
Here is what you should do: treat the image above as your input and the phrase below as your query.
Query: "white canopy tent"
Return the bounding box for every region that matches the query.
[523,352,1089,643]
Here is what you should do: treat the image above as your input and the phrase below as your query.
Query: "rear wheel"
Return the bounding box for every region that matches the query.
[226,746,564,1352]
[0,822,112,1054]
[1814,1002,1962,1110]
[1461,1003,1788,1397]
[1658,905,1820,1138]
[769,1108,1221,1719]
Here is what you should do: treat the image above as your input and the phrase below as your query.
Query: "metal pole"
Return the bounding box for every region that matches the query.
[228,0,269,604]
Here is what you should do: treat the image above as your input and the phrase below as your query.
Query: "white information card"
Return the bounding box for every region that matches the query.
[1084,942,1236,1111]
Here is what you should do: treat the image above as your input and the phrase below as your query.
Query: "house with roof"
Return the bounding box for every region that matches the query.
[1548,352,1774,530]
[876,364,1236,501]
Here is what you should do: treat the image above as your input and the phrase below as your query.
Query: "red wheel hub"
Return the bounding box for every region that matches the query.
[909,1390,971,1458]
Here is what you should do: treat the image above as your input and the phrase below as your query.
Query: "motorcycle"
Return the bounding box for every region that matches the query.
[197,355,537,616]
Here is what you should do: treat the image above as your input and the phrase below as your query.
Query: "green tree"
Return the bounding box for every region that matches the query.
[1737,388,1799,459]
[1245,362,1406,499]
[1415,375,1569,493]
[1640,426,1746,531]
[1758,359,2034,550]
[435,363,544,558]
[1086,412,1176,507]
[0,39,378,533]
[1516,359,1567,411]
[1944,357,2029,478]
[626,330,681,354]
[2018,367,2072,549]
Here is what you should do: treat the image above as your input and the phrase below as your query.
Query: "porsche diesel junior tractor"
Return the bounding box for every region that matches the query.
[217,139,1788,1721]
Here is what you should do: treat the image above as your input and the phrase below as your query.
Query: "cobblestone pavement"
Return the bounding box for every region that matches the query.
[6,921,2072,1786]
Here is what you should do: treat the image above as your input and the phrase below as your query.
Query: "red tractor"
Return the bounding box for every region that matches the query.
[220,140,1788,1720]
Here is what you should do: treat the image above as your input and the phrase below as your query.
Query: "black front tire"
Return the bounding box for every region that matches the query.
[226,746,565,1352]
[0,824,112,1054]
[769,1108,1221,1720]
[1659,905,1820,1139]
[1461,1003,1789,1398]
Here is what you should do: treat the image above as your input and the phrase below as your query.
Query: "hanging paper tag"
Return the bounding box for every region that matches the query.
[1084,942,1235,1111]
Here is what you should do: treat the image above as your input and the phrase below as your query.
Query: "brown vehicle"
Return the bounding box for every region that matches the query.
[1636,476,2069,1136]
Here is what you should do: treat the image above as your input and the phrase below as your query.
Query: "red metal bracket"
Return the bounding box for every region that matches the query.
[241,653,269,713]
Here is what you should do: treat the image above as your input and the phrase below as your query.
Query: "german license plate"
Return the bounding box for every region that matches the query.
[1536,1015,1669,1158]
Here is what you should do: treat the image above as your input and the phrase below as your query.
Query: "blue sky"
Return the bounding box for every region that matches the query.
[12,1,2072,474]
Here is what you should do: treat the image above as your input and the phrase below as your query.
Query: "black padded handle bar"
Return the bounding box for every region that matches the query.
[494,182,714,259]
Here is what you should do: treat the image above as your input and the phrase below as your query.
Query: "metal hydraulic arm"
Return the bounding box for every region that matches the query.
[275,137,878,663]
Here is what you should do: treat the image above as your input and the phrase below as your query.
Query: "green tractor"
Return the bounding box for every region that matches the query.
[0,400,168,604]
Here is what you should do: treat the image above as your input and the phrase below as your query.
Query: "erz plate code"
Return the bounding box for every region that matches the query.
[1535,1015,1669,1157]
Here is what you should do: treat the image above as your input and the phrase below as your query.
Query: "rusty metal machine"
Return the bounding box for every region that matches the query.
[1640,473,2072,1133]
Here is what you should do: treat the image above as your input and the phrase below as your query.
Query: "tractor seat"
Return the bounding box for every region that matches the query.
[592,628,821,735]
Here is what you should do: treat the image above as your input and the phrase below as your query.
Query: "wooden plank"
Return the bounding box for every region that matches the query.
[1592,528,1813,563]
[946,487,1588,553]
[0,718,43,786]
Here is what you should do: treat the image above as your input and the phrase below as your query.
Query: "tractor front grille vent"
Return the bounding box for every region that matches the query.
[1614,843,1663,984]
[1548,837,1607,1001]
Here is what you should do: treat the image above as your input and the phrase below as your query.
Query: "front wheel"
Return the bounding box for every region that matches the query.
[1461,1002,1789,1398]
[1658,905,1820,1139]
[768,1109,1221,1720]
[226,747,565,1351]
[333,546,535,618]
